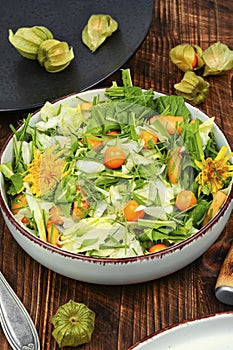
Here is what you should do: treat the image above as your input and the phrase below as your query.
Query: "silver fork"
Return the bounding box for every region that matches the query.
[0,271,40,350]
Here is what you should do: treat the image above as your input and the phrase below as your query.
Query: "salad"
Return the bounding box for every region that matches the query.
[1,69,232,258]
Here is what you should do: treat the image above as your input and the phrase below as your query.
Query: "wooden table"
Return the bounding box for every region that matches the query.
[0,1,233,349]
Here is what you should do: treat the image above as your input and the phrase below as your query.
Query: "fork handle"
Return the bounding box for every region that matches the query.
[0,272,40,350]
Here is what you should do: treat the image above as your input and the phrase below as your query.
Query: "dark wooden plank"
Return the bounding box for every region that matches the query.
[0,1,233,349]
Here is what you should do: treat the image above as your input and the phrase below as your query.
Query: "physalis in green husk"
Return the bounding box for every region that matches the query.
[52,300,95,347]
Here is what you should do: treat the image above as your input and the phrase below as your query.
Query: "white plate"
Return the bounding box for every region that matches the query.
[129,312,233,350]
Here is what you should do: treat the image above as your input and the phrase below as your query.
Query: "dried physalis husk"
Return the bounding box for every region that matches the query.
[82,14,118,52]
[38,39,74,73]
[52,300,95,347]
[174,71,210,105]
[169,44,204,72]
[203,42,233,76]
[8,26,54,60]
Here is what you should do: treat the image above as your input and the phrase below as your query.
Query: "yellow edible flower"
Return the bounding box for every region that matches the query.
[195,146,233,195]
[24,146,67,197]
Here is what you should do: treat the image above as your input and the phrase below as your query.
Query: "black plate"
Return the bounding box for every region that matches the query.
[1,0,153,112]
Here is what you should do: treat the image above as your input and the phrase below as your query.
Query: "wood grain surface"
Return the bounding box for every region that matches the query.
[0,1,233,349]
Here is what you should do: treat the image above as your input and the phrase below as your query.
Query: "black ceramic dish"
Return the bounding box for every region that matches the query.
[0,0,154,111]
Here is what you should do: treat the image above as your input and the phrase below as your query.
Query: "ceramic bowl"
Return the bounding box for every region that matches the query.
[0,89,232,285]
[128,312,233,349]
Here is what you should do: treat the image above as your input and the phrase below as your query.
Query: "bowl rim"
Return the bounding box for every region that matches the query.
[0,88,232,264]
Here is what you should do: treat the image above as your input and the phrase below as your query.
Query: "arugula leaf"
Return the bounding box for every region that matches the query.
[181,119,204,162]
[7,174,24,196]
[190,200,210,228]
[154,95,191,121]
[0,162,24,196]
[104,69,156,110]
[54,175,77,203]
